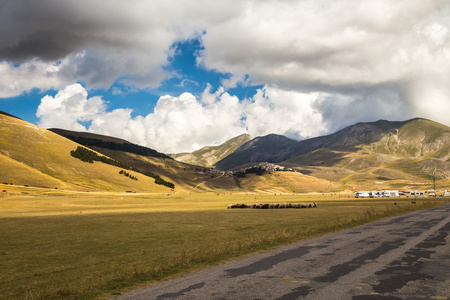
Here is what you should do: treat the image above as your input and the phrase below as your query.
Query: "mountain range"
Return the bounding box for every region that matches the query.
[213,118,450,190]
[1,110,449,193]
[215,119,450,169]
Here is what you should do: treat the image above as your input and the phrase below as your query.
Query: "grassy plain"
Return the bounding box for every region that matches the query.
[0,187,448,299]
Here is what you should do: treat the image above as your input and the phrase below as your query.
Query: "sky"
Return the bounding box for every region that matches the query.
[1,0,450,153]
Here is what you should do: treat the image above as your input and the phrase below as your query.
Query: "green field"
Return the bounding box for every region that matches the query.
[0,188,448,299]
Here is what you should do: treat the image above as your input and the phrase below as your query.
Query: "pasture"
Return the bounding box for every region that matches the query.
[0,187,447,299]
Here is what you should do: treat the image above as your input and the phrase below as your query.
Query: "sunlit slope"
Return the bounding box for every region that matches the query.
[359,119,450,159]
[84,149,240,192]
[0,113,170,192]
[237,171,342,194]
[49,128,241,192]
[284,119,450,189]
[0,152,67,188]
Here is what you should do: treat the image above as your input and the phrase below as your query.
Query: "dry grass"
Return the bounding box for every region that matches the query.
[0,189,447,299]
[238,172,342,193]
[0,115,173,193]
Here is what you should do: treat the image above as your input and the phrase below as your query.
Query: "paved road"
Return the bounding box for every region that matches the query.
[114,204,450,300]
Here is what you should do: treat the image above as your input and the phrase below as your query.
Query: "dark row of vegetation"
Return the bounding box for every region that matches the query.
[154,176,175,189]
[71,146,127,166]
[62,134,170,159]
[71,146,175,189]
[119,170,138,181]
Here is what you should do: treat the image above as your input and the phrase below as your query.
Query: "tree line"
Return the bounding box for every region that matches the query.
[119,170,138,180]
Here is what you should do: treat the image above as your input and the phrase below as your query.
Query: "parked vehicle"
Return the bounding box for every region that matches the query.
[383,190,399,197]
[355,190,400,198]
[408,190,425,197]
[355,191,371,198]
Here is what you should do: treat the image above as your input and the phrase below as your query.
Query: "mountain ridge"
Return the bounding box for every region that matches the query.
[2,111,449,193]
[49,128,170,159]
[215,118,442,171]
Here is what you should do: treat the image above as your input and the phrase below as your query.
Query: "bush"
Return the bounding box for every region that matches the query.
[120,170,138,181]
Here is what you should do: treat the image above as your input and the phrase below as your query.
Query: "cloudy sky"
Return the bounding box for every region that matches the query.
[1,0,450,153]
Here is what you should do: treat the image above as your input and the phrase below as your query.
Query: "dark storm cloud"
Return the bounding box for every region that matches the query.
[0,1,90,61]
[0,0,185,94]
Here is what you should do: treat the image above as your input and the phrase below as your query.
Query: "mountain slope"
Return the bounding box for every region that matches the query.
[288,119,450,188]
[215,134,299,170]
[49,128,170,159]
[172,134,251,167]
[215,118,450,190]
[49,128,240,192]
[216,118,450,170]
[0,112,172,192]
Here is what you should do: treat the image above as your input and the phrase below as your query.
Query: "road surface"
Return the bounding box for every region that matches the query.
[114,203,450,299]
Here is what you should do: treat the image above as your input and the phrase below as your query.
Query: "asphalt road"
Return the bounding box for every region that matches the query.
[114,203,450,300]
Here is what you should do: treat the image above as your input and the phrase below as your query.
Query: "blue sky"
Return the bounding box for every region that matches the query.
[1,0,449,152]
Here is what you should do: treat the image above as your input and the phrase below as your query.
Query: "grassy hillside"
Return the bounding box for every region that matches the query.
[173,133,251,167]
[0,153,67,188]
[49,128,170,159]
[237,171,342,194]
[3,112,449,193]
[50,127,244,192]
[0,113,171,192]
[361,119,450,159]
[93,149,240,192]
[281,119,450,190]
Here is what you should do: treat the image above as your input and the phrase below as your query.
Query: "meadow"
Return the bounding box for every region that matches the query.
[0,187,447,299]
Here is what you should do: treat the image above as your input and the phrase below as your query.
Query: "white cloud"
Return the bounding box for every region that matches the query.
[5,0,448,97]
[37,84,329,153]
[199,0,450,91]
[0,59,66,98]
[36,84,246,152]
[140,91,246,152]
[243,87,326,140]
[36,83,106,130]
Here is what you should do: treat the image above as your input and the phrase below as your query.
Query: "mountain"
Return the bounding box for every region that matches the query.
[172,134,251,167]
[3,110,449,193]
[0,112,243,192]
[0,111,345,194]
[215,134,298,170]
[216,118,450,170]
[0,112,169,192]
[215,118,450,190]
[48,128,240,192]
